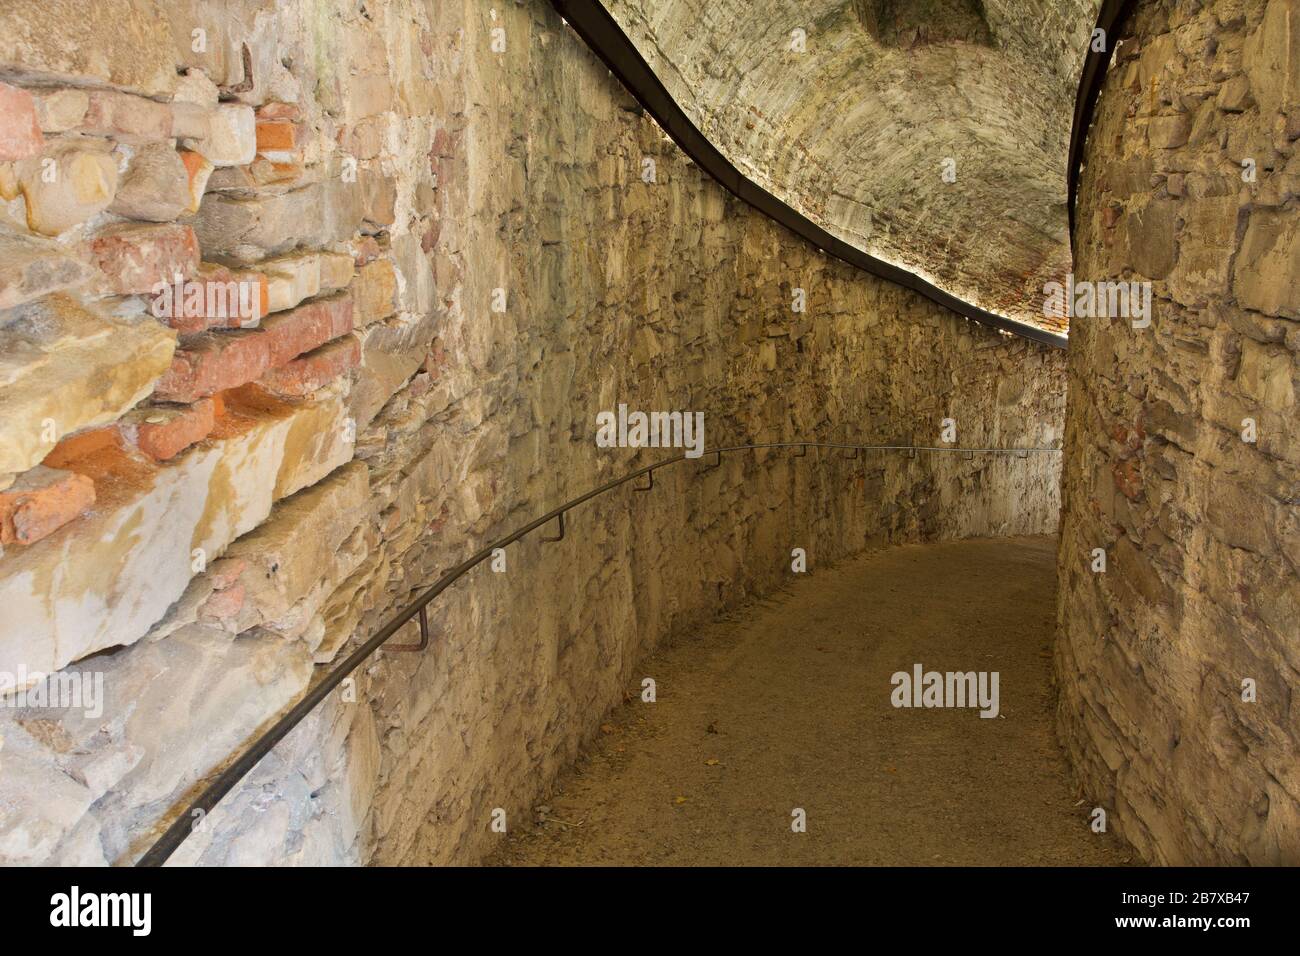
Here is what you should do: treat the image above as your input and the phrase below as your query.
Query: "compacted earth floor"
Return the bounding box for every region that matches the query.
[487,536,1134,866]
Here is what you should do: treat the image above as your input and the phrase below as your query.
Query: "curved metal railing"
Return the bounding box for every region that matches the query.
[136,439,1060,866]
[1068,0,1139,236]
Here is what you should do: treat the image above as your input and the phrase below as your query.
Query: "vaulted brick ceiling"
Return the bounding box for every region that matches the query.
[604,0,1101,334]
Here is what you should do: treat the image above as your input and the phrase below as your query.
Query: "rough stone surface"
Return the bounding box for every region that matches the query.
[0,0,178,98]
[16,140,118,237]
[0,622,313,866]
[184,104,257,167]
[264,250,354,314]
[0,0,1068,867]
[224,461,371,637]
[31,88,90,134]
[604,0,1101,331]
[193,176,366,263]
[110,144,193,222]
[0,230,93,310]
[0,386,354,683]
[79,91,173,144]
[269,0,1060,869]
[0,295,175,477]
[1060,0,1300,866]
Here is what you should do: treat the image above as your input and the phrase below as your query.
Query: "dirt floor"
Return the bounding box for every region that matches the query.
[487,536,1135,866]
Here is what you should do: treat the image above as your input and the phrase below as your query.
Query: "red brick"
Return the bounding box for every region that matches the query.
[262,294,355,367]
[88,223,200,295]
[207,557,247,590]
[152,264,269,333]
[154,294,354,402]
[255,119,297,152]
[0,466,95,546]
[199,580,245,622]
[258,335,360,398]
[154,332,271,403]
[0,82,43,161]
[134,398,216,461]
[256,102,302,122]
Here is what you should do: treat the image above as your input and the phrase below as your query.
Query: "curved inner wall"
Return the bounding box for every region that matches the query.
[1059,0,1299,865]
[0,0,1064,865]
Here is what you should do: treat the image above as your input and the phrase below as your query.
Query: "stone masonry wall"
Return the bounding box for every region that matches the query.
[0,0,1064,865]
[1059,0,1299,864]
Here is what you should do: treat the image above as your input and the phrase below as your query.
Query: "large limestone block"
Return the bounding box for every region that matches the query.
[163,0,281,98]
[110,143,192,222]
[193,178,365,264]
[0,231,92,310]
[182,104,256,167]
[1237,339,1296,412]
[0,387,355,681]
[162,692,363,866]
[1168,197,1241,306]
[1235,209,1300,318]
[0,621,312,864]
[0,295,175,476]
[84,622,311,809]
[349,312,438,430]
[0,721,105,865]
[225,461,370,628]
[16,140,118,236]
[1245,0,1300,118]
[0,0,178,98]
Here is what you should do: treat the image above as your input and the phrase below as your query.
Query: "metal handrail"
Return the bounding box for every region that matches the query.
[135,439,1059,866]
[1067,0,1139,236]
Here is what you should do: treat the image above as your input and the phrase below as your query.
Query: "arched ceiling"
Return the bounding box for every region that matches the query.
[603,0,1101,335]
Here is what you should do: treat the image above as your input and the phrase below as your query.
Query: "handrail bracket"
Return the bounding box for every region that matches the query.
[541,511,566,542]
[387,605,430,652]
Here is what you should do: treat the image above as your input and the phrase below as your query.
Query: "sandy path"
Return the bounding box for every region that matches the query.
[488,536,1134,866]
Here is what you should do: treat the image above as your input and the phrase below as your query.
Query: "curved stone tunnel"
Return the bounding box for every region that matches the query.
[0,0,1293,869]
